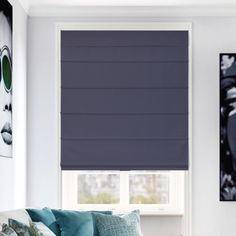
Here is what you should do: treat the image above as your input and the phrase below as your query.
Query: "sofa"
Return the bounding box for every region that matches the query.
[0,209,31,227]
[0,208,143,236]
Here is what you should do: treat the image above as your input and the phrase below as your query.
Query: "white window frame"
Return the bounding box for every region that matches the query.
[56,22,192,236]
[62,171,184,215]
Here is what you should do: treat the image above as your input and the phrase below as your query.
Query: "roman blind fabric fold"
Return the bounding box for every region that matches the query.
[61,31,189,170]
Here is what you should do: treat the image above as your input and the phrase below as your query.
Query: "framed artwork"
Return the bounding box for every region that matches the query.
[0,0,12,158]
[220,54,236,200]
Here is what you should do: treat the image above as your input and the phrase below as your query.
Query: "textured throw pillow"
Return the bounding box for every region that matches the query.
[95,210,143,236]
[52,210,93,236]
[0,224,17,236]
[26,208,60,236]
[30,222,56,236]
[91,211,112,236]
[8,219,33,236]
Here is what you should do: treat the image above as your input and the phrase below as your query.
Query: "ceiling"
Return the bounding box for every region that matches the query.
[18,0,236,16]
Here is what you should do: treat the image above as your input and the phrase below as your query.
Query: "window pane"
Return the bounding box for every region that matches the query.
[77,173,120,204]
[129,173,169,204]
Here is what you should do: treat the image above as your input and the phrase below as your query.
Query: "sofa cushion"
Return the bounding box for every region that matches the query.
[30,222,56,236]
[52,210,112,236]
[0,210,31,227]
[8,219,33,236]
[94,210,143,236]
[91,211,112,236]
[26,208,60,236]
[52,210,93,236]
[0,224,17,236]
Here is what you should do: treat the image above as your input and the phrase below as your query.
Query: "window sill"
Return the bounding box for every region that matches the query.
[112,209,184,216]
[139,211,184,216]
[74,206,184,216]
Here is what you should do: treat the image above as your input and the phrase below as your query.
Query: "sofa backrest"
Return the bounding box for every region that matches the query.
[0,209,31,227]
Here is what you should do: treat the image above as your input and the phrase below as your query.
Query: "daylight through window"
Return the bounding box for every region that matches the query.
[62,171,184,214]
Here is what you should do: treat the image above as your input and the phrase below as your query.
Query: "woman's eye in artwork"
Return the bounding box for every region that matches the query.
[2,55,11,91]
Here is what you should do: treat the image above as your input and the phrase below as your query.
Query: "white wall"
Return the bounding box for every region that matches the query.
[0,0,27,211]
[27,14,236,236]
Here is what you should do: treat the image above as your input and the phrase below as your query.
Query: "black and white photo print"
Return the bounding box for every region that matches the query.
[0,0,12,158]
[220,54,236,200]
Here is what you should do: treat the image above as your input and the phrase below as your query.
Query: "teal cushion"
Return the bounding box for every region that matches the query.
[52,210,93,236]
[26,208,60,236]
[95,210,143,236]
[8,219,34,236]
[91,211,112,236]
[51,210,112,236]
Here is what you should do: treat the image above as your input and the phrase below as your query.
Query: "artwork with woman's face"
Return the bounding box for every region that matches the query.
[220,54,236,200]
[0,0,12,158]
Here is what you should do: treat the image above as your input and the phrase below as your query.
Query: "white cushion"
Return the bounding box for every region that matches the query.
[0,210,31,227]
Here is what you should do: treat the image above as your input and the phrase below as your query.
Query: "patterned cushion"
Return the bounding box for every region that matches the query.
[30,222,55,236]
[26,208,60,236]
[95,210,143,236]
[0,224,17,236]
[8,219,33,236]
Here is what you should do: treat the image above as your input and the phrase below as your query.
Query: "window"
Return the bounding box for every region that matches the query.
[62,171,184,215]
[58,23,191,235]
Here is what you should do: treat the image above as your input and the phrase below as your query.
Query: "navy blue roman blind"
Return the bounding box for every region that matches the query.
[61,31,189,170]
